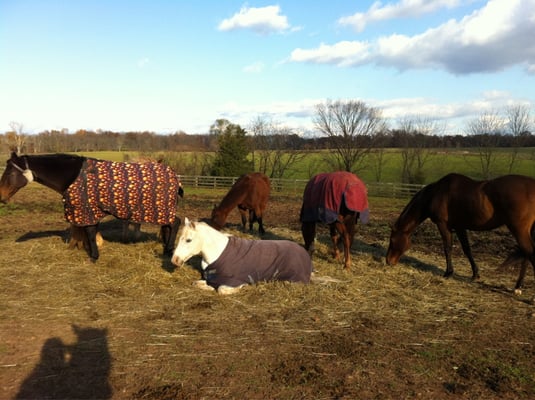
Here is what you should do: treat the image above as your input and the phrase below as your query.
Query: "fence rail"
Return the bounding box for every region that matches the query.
[180,175,424,199]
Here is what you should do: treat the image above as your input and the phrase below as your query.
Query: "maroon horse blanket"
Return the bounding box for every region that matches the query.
[63,158,180,226]
[300,171,369,224]
[204,236,312,289]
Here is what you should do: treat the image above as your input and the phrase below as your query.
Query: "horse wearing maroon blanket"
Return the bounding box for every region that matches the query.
[300,171,369,270]
[172,218,312,294]
[0,152,183,261]
[211,172,270,234]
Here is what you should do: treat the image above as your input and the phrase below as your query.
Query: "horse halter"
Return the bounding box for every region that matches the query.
[9,157,34,183]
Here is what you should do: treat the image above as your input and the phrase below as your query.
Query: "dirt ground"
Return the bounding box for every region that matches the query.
[0,185,534,399]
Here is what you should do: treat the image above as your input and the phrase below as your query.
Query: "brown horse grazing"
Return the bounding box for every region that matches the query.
[386,173,535,294]
[300,171,369,270]
[210,172,270,234]
[0,152,183,261]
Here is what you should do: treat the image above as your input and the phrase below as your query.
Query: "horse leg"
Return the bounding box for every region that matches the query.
[301,222,316,257]
[248,209,255,231]
[455,229,480,280]
[255,210,266,235]
[330,222,342,262]
[508,226,535,294]
[161,217,181,256]
[341,213,357,270]
[83,225,100,262]
[238,207,247,231]
[436,223,454,277]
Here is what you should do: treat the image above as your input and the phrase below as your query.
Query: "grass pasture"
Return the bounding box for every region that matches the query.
[0,183,534,399]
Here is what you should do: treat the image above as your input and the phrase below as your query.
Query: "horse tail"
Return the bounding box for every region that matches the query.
[498,247,526,272]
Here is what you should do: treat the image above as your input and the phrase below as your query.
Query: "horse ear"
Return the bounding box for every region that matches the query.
[10,151,17,159]
[184,217,190,225]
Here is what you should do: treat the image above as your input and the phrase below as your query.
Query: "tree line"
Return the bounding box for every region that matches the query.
[3,101,534,182]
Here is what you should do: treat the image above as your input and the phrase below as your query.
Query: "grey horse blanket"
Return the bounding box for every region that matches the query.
[63,158,181,226]
[204,236,312,289]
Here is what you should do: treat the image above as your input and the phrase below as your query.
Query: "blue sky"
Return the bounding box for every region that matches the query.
[1,0,534,135]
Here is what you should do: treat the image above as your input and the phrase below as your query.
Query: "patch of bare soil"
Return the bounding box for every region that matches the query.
[1,185,534,399]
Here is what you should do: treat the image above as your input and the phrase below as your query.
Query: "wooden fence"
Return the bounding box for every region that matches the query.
[179,175,423,199]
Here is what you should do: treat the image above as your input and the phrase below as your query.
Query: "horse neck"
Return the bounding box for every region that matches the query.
[197,223,229,267]
[27,155,84,193]
[213,188,246,222]
[216,188,246,213]
[395,189,430,233]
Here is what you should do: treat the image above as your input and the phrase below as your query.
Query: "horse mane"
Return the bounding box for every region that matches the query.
[214,175,250,213]
[393,182,436,232]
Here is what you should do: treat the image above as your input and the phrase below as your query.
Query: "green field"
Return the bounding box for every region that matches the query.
[2,148,535,184]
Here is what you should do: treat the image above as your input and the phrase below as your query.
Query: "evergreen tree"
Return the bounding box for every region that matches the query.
[211,123,253,176]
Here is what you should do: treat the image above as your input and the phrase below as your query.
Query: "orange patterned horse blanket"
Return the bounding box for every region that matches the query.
[63,158,180,227]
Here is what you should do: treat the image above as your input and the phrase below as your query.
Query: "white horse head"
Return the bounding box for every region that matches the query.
[171,217,229,268]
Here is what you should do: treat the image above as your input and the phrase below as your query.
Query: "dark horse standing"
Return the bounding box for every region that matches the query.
[300,171,369,270]
[386,173,535,294]
[210,172,270,234]
[0,152,182,261]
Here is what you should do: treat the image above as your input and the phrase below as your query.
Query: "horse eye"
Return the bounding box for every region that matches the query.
[186,238,192,243]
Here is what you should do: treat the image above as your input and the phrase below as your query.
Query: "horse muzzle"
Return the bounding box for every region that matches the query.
[171,255,183,267]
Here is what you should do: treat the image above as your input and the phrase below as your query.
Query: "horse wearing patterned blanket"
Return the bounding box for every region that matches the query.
[0,153,182,262]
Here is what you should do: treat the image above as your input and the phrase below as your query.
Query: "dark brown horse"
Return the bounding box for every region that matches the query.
[211,172,270,234]
[0,152,182,261]
[386,173,535,294]
[300,171,369,270]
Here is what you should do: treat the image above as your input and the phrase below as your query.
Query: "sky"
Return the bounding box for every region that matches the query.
[1,0,534,136]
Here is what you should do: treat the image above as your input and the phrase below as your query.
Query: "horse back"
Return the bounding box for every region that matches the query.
[229,172,270,209]
[483,175,535,218]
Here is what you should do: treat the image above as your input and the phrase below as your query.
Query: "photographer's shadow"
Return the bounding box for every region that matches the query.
[15,325,112,400]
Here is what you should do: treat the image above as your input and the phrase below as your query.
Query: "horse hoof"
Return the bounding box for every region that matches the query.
[443,271,453,278]
[513,288,522,296]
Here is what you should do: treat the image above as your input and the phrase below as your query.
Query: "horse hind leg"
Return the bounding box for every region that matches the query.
[456,229,480,280]
[508,224,535,295]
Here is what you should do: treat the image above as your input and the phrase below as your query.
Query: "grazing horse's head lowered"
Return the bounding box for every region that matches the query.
[210,172,270,234]
[300,171,369,271]
[385,173,535,295]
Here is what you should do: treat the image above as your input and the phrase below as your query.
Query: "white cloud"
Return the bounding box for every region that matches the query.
[243,61,265,73]
[218,5,292,34]
[290,41,371,67]
[137,57,150,68]
[339,0,462,32]
[292,0,535,74]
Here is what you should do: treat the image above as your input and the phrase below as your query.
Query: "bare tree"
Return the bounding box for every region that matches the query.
[313,99,385,172]
[368,131,389,182]
[7,121,27,153]
[249,116,308,179]
[396,116,443,184]
[465,110,505,179]
[505,104,533,173]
